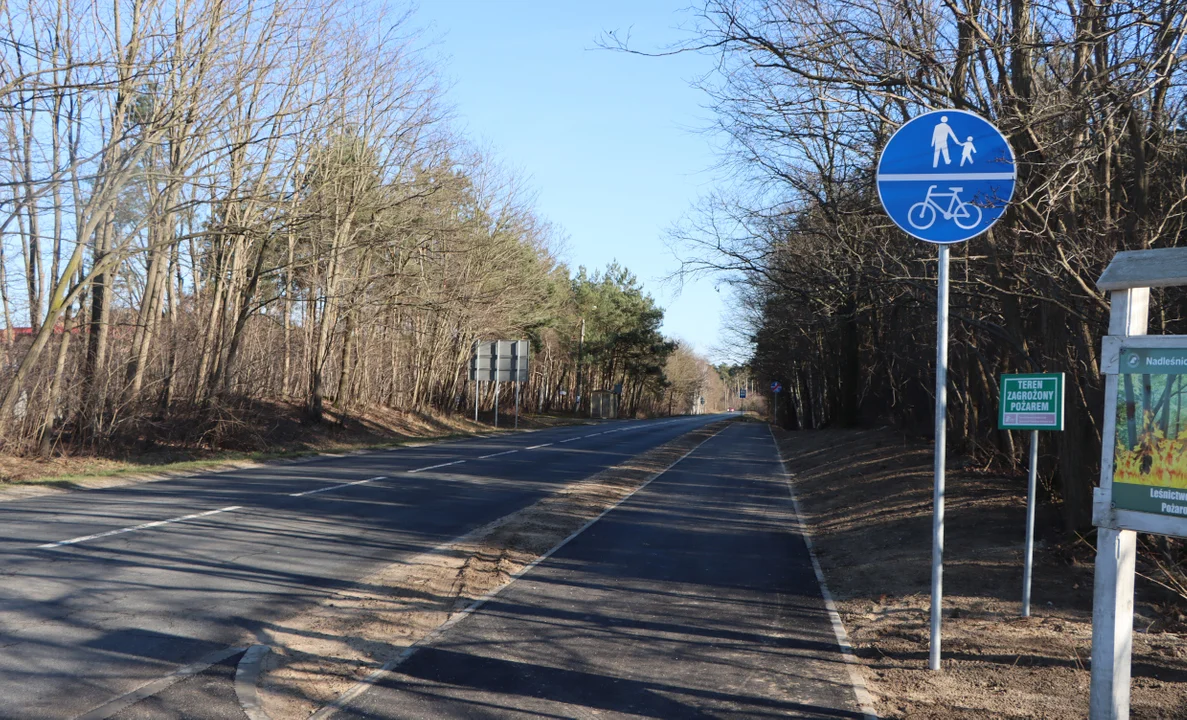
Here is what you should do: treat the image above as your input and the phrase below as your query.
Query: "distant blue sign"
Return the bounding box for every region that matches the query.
[771,381,782,393]
[739,389,747,399]
[877,109,1015,244]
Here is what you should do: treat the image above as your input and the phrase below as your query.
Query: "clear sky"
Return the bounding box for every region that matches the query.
[410,1,729,359]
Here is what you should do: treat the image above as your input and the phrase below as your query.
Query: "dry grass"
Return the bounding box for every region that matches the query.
[773,427,1187,720]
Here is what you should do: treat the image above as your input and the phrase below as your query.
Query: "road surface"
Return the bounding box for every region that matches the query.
[0,414,723,719]
[328,421,870,719]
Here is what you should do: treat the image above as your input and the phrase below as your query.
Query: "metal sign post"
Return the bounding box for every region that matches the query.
[930,244,949,671]
[770,381,781,426]
[877,108,1015,670]
[998,372,1065,617]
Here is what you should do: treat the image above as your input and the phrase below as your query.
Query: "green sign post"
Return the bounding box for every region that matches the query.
[999,372,1064,618]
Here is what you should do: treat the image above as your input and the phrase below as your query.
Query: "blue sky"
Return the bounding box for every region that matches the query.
[410,1,730,359]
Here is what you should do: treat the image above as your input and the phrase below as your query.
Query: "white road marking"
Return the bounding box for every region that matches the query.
[525,443,553,450]
[478,450,518,459]
[312,422,730,719]
[39,506,244,549]
[769,424,879,720]
[559,437,582,443]
[290,476,387,498]
[408,460,466,473]
[75,646,248,720]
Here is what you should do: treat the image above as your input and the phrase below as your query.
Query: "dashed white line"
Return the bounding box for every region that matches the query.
[408,460,466,473]
[559,437,582,443]
[525,443,554,450]
[38,506,244,549]
[290,476,388,497]
[478,450,518,459]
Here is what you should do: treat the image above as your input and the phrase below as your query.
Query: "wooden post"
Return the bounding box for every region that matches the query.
[1089,286,1147,720]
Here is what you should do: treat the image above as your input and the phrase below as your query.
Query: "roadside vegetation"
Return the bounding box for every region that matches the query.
[0,0,745,470]
[655,0,1187,608]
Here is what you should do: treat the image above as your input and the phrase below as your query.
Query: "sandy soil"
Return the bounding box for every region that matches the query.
[772,426,1187,720]
[252,419,732,719]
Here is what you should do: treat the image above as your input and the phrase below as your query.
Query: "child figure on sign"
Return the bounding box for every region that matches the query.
[960,136,976,166]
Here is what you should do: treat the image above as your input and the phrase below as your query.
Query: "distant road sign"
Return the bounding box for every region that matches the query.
[770,381,782,393]
[877,109,1015,244]
[739,389,747,399]
[470,339,529,383]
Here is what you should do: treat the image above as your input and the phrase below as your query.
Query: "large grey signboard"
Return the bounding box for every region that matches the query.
[470,339,529,382]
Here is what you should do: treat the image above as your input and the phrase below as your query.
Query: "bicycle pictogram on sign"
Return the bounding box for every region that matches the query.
[908,185,983,231]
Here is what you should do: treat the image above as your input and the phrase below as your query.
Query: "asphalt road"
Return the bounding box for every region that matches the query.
[329,421,869,720]
[0,413,725,719]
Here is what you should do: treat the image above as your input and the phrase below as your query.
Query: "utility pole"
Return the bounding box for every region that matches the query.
[575,305,595,414]
[575,316,585,413]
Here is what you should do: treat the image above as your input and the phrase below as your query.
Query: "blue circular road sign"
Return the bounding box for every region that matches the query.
[771,381,782,393]
[877,109,1015,244]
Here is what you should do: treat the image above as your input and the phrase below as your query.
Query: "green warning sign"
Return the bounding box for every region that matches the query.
[998,373,1064,431]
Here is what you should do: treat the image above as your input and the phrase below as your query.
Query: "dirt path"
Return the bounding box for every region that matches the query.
[773,427,1187,720]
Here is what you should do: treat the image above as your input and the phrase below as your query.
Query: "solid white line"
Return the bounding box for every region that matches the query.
[290,476,387,497]
[311,423,732,720]
[407,460,466,473]
[876,172,1014,181]
[478,450,518,459]
[39,506,244,549]
[768,424,879,720]
[525,443,553,450]
[74,646,248,720]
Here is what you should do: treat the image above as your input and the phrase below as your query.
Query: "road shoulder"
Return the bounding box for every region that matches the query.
[771,427,1187,720]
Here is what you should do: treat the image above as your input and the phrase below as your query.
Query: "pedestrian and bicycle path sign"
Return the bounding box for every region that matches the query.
[877,109,1016,244]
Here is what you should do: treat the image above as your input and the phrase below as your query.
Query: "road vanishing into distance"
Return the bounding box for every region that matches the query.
[0,414,872,719]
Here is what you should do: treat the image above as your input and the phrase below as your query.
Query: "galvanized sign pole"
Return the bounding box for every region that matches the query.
[999,372,1064,617]
[1023,429,1038,616]
[877,109,1015,670]
[929,244,949,670]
